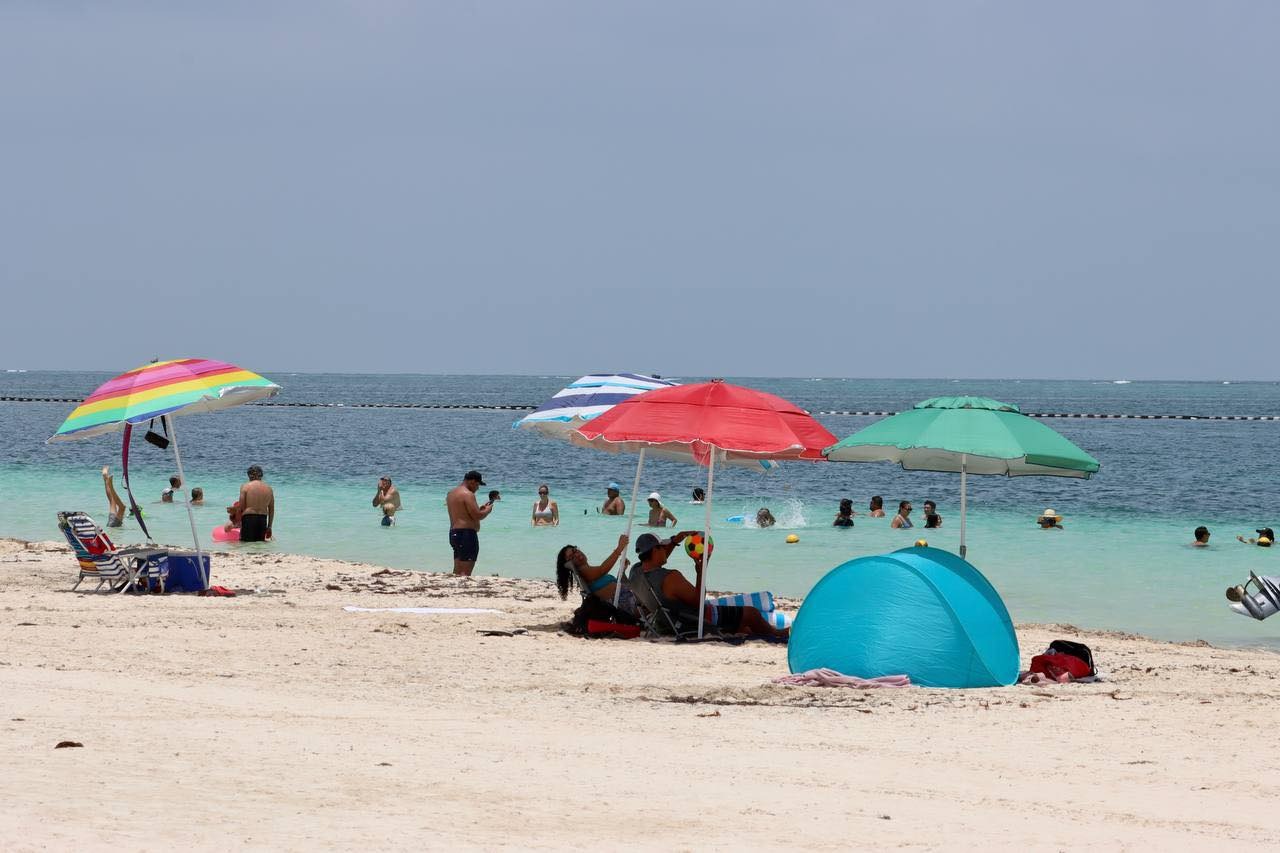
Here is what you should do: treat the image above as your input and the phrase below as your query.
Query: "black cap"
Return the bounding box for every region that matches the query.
[635,532,672,556]
[465,470,486,485]
[1257,527,1275,540]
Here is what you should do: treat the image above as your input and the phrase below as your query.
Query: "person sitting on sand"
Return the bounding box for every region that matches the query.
[646,493,677,527]
[101,466,128,528]
[373,477,401,520]
[602,483,625,516]
[868,495,886,517]
[161,475,181,503]
[833,498,855,528]
[1037,509,1064,530]
[1191,526,1211,547]
[756,507,776,528]
[923,500,942,527]
[190,487,204,506]
[1238,527,1274,547]
[891,501,913,529]
[555,534,633,610]
[627,532,788,639]
[532,484,559,527]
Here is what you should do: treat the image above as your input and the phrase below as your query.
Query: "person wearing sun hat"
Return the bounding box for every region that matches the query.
[1037,509,1065,530]
[601,482,625,516]
[645,492,677,527]
[1237,526,1275,547]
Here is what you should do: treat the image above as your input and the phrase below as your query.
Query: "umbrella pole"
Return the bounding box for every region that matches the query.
[165,415,208,589]
[697,448,718,639]
[613,447,646,607]
[959,454,968,560]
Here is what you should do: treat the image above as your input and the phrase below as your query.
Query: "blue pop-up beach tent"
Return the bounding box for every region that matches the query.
[788,547,1019,688]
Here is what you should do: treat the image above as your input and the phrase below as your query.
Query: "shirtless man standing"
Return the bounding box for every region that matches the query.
[446,470,494,575]
[373,477,402,517]
[237,465,275,542]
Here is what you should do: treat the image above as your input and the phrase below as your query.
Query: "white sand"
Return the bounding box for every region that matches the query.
[2,537,1278,851]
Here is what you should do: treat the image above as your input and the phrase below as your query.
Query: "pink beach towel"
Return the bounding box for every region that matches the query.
[772,668,911,689]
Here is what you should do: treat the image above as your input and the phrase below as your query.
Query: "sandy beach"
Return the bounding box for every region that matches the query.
[2,536,1278,851]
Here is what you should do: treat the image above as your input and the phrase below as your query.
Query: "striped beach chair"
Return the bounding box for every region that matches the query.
[58,511,169,593]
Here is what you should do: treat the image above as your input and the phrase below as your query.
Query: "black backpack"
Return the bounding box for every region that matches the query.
[1047,639,1095,676]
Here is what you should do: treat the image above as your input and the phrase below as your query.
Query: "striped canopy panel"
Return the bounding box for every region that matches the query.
[515,373,678,439]
[50,358,281,442]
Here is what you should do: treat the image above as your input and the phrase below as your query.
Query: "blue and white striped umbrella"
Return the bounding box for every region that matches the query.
[516,373,679,440]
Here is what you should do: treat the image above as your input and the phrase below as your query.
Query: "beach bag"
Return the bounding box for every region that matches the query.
[1029,640,1095,680]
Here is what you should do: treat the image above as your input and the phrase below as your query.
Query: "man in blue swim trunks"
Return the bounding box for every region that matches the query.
[446,470,494,576]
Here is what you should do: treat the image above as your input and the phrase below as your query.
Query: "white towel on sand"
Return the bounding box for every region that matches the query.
[343,606,502,615]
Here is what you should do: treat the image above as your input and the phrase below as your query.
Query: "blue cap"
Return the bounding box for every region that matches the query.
[607,482,621,491]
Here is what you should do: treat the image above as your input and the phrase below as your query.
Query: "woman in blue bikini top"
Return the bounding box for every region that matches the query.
[555,534,631,604]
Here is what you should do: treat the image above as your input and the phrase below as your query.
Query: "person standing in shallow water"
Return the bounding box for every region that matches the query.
[868,495,885,517]
[446,470,494,575]
[238,465,274,542]
[891,501,913,529]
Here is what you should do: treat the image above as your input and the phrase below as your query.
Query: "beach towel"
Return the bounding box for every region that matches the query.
[771,669,912,688]
[342,606,502,615]
[710,591,793,630]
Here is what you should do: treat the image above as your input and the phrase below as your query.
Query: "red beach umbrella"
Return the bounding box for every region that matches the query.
[574,380,836,637]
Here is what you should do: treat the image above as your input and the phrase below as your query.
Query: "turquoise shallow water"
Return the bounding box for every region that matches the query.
[2,372,1278,649]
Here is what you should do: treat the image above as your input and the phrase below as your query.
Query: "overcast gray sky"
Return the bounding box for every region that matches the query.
[2,2,1276,379]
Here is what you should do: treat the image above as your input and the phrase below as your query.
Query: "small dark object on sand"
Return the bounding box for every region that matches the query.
[55,741,83,749]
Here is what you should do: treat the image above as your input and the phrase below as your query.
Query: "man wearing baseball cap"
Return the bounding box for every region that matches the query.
[446,470,494,575]
[601,482,625,516]
[627,531,788,639]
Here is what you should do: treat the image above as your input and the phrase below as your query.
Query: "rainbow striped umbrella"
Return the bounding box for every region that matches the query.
[48,358,280,588]
[49,358,280,441]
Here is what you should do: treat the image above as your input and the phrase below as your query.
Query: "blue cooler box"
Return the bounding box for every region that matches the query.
[165,551,211,592]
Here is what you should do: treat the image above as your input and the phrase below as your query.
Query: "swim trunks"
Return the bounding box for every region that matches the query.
[711,604,745,633]
[240,513,269,542]
[449,528,479,562]
[106,511,124,528]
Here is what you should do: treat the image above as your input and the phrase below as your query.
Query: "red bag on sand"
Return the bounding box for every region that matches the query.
[586,619,641,639]
[1029,652,1092,681]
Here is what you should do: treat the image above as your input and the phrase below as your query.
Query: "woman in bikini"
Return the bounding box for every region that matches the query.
[531,484,559,527]
[555,534,633,611]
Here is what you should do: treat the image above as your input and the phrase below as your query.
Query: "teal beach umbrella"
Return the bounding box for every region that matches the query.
[823,397,1100,557]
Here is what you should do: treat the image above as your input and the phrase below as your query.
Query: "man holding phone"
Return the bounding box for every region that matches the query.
[446,470,494,576]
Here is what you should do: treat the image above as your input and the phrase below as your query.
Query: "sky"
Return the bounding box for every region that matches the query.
[2,2,1277,380]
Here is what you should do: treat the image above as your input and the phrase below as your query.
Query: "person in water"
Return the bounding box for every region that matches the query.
[924,512,941,529]
[373,477,402,520]
[868,495,886,517]
[190,487,204,506]
[1238,527,1274,547]
[891,501,913,529]
[833,498,855,528]
[923,500,941,526]
[101,466,128,528]
[602,483,625,516]
[237,465,275,542]
[531,484,559,527]
[691,487,706,504]
[756,507,777,528]
[161,475,181,503]
[1191,526,1211,547]
[646,493,677,527]
[1037,509,1064,530]
[555,534,633,611]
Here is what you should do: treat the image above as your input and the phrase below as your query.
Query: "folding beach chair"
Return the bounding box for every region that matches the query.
[58,511,169,594]
[1229,572,1280,621]
[625,564,711,640]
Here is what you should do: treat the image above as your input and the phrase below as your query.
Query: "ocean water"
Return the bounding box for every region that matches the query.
[2,371,1279,650]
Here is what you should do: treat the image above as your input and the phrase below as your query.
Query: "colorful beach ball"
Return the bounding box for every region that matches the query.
[684,533,714,559]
